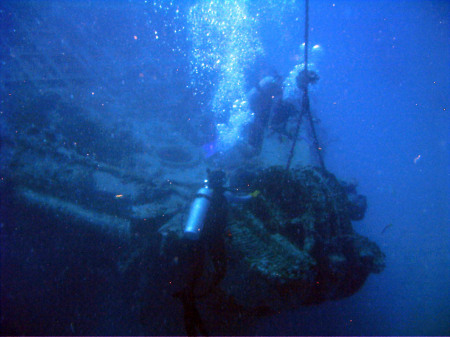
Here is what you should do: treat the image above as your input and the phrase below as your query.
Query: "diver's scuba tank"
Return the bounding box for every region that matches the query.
[183,185,213,240]
[184,170,226,240]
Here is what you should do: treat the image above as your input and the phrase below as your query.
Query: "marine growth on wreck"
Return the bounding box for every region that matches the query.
[0,1,387,335]
[158,166,385,319]
[2,91,385,331]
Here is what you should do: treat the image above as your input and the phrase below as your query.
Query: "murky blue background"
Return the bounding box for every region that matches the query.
[1,0,448,335]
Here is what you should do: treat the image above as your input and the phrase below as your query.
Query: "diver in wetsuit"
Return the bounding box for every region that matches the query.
[246,70,320,154]
[175,169,253,336]
[247,76,283,155]
[269,68,320,140]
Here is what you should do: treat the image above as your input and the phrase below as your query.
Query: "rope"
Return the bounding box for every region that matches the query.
[286,0,325,172]
[304,0,310,73]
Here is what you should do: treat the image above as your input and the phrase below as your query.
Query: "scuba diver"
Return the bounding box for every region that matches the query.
[247,75,283,155]
[246,68,320,155]
[174,169,256,336]
[269,100,299,139]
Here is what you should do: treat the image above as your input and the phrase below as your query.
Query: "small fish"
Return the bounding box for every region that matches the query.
[381,223,393,234]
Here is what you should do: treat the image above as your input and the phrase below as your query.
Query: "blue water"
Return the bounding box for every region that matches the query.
[1,0,449,335]
[251,1,449,335]
[280,2,450,335]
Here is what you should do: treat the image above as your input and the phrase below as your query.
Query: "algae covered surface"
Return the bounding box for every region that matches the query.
[160,166,385,317]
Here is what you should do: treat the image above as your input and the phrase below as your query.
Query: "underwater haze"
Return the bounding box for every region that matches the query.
[1,0,449,336]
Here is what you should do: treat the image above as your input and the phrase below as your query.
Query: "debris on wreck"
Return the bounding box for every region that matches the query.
[1,91,385,333]
[160,166,386,317]
[2,92,164,238]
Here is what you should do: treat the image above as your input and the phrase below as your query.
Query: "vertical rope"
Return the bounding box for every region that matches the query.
[286,0,310,171]
[304,0,310,73]
[286,0,325,172]
[285,87,308,171]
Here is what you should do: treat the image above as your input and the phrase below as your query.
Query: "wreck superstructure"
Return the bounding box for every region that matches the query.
[1,1,385,335]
